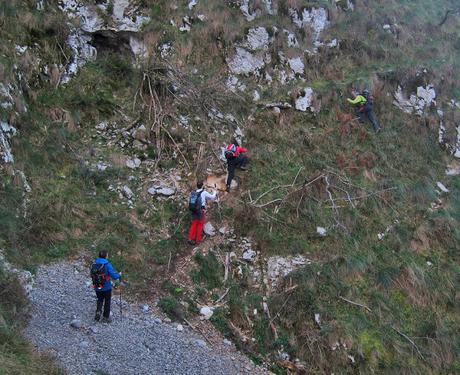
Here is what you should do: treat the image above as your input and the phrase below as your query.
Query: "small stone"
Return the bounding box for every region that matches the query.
[203,222,216,237]
[317,226,327,236]
[242,249,256,262]
[89,326,98,334]
[156,187,176,196]
[126,158,141,169]
[436,181,449,193]
[140,304,150,313]
[200,306,214,320]
[219,226,228,235]
[314,313,321,326]
[194,339,207,348]
[70,319,82,329]
[122,186,134,199]
[223,339,232,346]
[176,324,184,332]
[154,318,162,324]
[79,340,89,349]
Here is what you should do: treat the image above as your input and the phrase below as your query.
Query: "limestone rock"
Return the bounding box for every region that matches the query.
[436,182,449,193]
[393,85,436,116]
[70,319,82,329]
[267,255,310,286]
[126,158,141,169]
[288,57,304,75]
[122,186,134,199]
[242,249,257,262]
[203,222,216,237]
[200,306,214,320]
[289,7,329,41]
[317,227,327,236]
[245,27,270,51]
[295,88,314,112]
[227,47,265,76]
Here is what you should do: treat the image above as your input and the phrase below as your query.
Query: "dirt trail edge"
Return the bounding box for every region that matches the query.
[24,258,266,375]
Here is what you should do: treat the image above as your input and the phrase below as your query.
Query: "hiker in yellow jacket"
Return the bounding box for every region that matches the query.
[348,89,381,132]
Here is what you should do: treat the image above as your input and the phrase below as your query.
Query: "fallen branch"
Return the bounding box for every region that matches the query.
[215,287,230,304]
[339,296,372,312]
[392,327,426,361]
[160,124,190,169]
[224,253,230,283]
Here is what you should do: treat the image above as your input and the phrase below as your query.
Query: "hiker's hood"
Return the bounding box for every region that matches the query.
[95,257,109,265]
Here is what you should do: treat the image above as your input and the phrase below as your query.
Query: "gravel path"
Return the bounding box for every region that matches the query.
[25,259,264,375]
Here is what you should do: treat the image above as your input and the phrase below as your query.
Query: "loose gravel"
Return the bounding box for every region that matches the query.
[25,259,264,375]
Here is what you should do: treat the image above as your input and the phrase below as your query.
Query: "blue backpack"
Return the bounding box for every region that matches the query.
[188,190,203,213]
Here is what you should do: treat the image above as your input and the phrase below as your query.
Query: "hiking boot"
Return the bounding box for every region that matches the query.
[240,165,248,171]
[188,240,196,246]
[376,127,381,133]
[225,185,231,193]
[101,316,113,323]
[95,310,101,321]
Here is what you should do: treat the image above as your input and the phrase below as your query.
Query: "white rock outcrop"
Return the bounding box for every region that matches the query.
[60,0,150,33]
[227,47,265,75]
[267,255,311,287]
[290,7,329,40]
[0,121,17,163]
[245,27,270,51]
[393,85,436,115]
[295,87,315,112]
[288,57,304,75]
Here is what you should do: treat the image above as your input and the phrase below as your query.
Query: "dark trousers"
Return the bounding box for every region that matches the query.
[226,155,248,187]
[96,289,112,318]
[358,105,381,131]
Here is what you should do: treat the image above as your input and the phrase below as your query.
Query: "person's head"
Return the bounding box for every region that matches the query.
[99,250,108,259]
[362,89,369,97]
[196,180,204,189]
[232,138,239,147]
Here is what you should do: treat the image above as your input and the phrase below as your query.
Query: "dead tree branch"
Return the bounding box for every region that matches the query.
[339,296,372,312]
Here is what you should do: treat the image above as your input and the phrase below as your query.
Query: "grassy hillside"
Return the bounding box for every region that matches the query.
[1,0,460,373]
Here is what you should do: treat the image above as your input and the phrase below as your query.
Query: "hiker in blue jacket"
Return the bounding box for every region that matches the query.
[90,250,121,322]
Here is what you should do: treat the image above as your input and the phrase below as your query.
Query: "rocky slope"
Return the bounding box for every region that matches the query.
[1,1,460,374]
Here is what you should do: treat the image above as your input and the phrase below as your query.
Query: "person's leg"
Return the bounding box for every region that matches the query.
[226,162,236,190]
[188,219,198,242]
[357,108,365,123]
[95,291,104,320]
[366,109,381,131]
[103,289,111,319]
[195,211,206,243]
[237,155,249,169]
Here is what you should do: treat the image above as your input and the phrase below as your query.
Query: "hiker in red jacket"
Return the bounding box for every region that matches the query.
[225,139,248,192]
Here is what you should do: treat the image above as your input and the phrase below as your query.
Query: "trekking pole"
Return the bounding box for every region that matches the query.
[120,248,124,322]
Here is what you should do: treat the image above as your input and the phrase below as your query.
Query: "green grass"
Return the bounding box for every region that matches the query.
[1,0,460,374]
[0,270,63,375]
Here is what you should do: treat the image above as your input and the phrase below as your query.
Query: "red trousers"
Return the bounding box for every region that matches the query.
[188,212,206,243]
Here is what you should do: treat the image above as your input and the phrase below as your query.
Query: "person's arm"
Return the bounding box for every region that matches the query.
[203,190,217,203]
[347,96,366,105]
[237,146,247,153]
[107,262,121,280]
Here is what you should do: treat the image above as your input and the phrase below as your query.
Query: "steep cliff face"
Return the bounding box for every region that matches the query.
[1,1,460,373]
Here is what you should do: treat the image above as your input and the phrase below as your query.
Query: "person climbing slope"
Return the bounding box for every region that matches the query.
[188,180,217,245]
[347,89,381,132]
[225,139,249,192]
[90,250,121,323]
